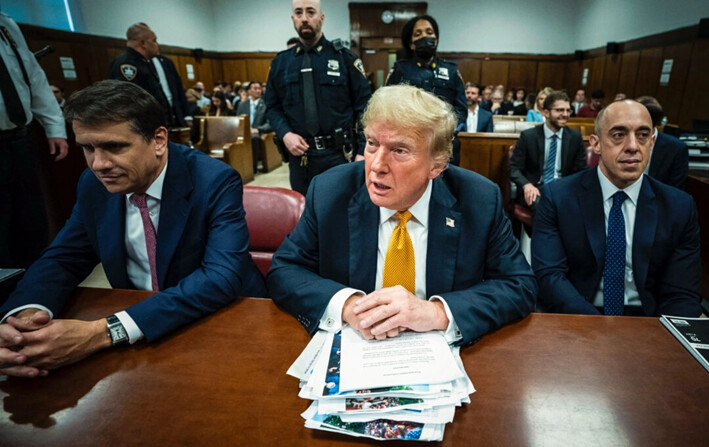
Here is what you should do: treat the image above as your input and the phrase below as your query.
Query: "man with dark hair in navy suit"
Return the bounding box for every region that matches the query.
[268,85,536,345]
[532,100,702,317]
[0,80,265,378]
[464,83,493,132]
[636,96,689,190]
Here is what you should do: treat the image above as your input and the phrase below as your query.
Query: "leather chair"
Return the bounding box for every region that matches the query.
[242,186,305,276]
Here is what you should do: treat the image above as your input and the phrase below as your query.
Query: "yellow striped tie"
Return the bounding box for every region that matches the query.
[382,211,415,294]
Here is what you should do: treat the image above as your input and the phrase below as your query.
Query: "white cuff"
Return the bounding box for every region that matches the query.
[115,311,144,344]
[1,304,53,323]
[319,288,364,332]
[430,295,462,344]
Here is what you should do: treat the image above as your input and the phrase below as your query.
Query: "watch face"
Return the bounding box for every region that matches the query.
[381,10,394,24]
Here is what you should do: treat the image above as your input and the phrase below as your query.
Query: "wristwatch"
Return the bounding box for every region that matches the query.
[106,314,128,345]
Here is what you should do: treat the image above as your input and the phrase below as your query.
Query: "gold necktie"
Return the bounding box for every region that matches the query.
[382,211,415,294]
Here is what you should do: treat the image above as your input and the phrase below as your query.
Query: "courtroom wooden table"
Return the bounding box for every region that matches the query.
[1,288,707,446]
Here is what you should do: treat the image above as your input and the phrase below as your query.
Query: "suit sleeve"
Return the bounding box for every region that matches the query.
[125,170,266,341]
[266,177,352,335]
[509,132,533,191]
[667,140,689,190]
[654,197,702,316]
[438,187,537,344]
[531,185,600,314]
[484,114,494,132]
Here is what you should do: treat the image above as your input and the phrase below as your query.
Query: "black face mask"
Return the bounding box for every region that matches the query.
[413,37,437,60]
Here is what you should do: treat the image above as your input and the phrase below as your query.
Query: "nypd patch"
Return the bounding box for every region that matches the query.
[120,64,137,81]
[353,58,366,77]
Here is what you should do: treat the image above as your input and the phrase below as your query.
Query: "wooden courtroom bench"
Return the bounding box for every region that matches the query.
[261,132,285,172]
[493,115,526,122]
[195,115,254,183]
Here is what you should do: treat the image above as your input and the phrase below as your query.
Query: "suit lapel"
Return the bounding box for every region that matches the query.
[560,129,571,172]
[536,125,546,180]
[633,177,657,293]
[578,170,605,269]
[426,177,461,296]
[96,189,130,287]
[156,145,193,289]
[348,184,378,292]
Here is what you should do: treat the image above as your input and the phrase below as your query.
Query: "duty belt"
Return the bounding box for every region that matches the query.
[305,135,336,151]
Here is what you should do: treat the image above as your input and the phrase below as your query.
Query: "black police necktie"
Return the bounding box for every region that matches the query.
[0,53,27,126]
[301,48,319,137]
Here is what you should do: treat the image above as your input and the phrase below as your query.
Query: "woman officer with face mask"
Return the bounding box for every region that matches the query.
[385,15,468,166]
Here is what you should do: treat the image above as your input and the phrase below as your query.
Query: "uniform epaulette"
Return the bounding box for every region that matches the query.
[332,38,346,51]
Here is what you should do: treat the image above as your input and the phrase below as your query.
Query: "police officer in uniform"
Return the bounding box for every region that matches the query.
[265,0,371,195]
[386,15,467,166]
[108,23,186,127]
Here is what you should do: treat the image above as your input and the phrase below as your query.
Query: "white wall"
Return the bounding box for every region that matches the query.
[6,0,709,54]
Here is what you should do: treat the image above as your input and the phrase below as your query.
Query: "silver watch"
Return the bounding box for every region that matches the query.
[106,314,128,345]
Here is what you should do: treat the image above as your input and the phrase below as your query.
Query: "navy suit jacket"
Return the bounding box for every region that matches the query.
[154,55,191,127]
[509,124,587,192]
[648,132,689,190]
[236,99,272,134]
[467,107,493,132]
[266,163,536,345]
[1,143,266,341]
[531,168,702,317]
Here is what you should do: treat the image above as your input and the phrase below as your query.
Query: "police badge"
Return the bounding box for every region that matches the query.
[120,64,137,81]
[327,59,340,77]
[437,66,450,80]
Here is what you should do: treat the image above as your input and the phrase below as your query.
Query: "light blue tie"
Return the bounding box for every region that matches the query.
[250,100,256,125]
[544,135,558,184]
[603,191,628,316]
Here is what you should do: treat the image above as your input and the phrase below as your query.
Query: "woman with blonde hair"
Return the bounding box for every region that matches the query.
[526,86,553,122]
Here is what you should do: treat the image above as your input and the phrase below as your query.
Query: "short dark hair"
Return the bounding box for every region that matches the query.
[401,15,439,58]
[248,81,262,89]
[591,89,605,99]
[287,37,299,46]
[64,80,166,142]
[543,91,571,110]
[465,82,480,92]
[636,96,663,126]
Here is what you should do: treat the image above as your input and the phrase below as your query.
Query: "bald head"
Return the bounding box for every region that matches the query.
[126,23,159,59]
[595,100,652,136]
[292,0,324,46]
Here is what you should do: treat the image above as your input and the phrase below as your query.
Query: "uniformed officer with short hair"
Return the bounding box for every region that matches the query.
[265,0,372,195]
[108,23,189,128]
[386,15,467,166]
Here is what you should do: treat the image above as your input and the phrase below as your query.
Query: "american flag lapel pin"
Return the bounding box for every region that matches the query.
[446,217,455,228]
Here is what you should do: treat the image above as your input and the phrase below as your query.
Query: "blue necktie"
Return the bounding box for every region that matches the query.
[250,100,256,125]
[603,191,628,316]
[544,135,558,184]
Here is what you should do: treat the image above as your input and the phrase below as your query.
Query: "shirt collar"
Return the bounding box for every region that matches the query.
[379,179,433,228]
[597,165,643,206]
[543,123,563,140]
[127,157,168,203]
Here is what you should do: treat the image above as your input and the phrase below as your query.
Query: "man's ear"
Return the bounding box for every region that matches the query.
[154,127,168,156]
[589,134,601,155]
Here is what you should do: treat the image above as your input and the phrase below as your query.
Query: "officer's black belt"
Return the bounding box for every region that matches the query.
[305,135,337,151]
[0,125,28,141]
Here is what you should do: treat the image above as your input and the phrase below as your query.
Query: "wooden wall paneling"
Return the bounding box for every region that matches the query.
[507,60,537,93]
[537,61,566,92]
[221,58,248,84]
[616,50,640,100]
[655,42,693,125]
[601,54,621,99]
[588,56,605,93]
[455,58,481,85]
[480,60,509,88]
[634,47,663,99]
[210,58,224,88]
[246,58,273,83]
[563,59,583,94]
[679,39,709,130]
[186,56,215,89]
[349,2,427,52]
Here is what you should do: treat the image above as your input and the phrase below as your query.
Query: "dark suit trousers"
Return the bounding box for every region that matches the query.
[0,124,49,268]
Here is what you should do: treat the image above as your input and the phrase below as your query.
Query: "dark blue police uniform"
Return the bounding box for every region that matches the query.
[265,35,371,195]
[386,58,467,165]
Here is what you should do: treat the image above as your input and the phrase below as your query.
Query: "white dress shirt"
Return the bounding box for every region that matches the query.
[318,180,463,344]
[592,167,643,308]
[542,123,564,181]
[466,106,479,133]
[152,57,173,106]
[0,13,66,138]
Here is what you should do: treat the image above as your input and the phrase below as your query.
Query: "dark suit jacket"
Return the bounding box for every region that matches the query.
[154,55,191,127]
[509,125,587,192]
[648,132,689,190]
[467,107,493,132]
[266,163,536,345]
[236,99,272,134]
[531,168,702,317]
[1,143,266,341]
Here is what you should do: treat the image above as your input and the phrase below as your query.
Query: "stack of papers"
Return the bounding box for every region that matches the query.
[287,327,475,441]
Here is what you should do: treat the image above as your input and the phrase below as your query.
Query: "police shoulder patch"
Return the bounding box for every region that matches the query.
[120,64,137,81]
[353,58,366,77]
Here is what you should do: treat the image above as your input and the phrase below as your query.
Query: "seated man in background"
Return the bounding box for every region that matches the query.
[636,96,689,190]
[236,81,272,173]
[488,88,515,116]
[576,89,605,118]
[267,85,536,345]
[510,90,586,210]
[0,80,266,378]
[532,100,702,317]
[464,82,493,132]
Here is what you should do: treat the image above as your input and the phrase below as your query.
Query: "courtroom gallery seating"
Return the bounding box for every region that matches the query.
[195,115,255,183]
[242,186,305,276]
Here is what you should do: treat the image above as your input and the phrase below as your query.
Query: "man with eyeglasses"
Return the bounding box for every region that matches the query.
[510,90,587,210]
